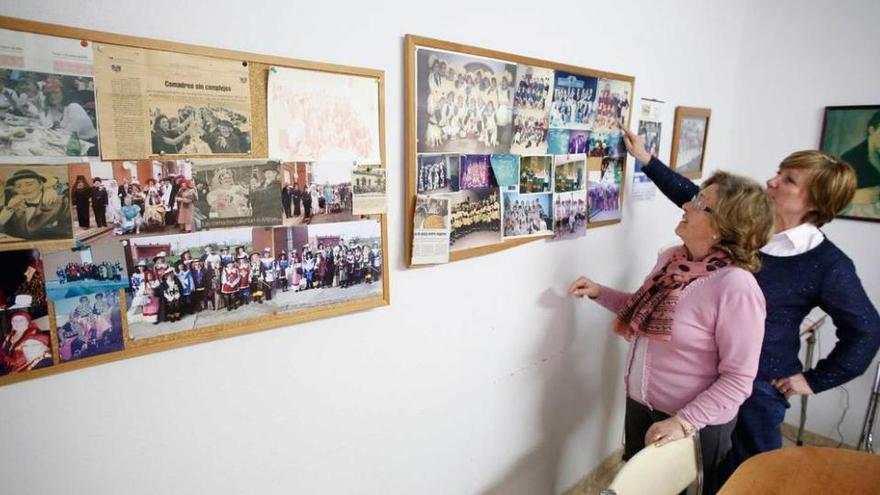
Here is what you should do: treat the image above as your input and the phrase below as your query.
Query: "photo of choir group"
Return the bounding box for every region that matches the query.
[510,65,554,155]
[412,43,633,259]
[416,49,516,154]
[123,220,382,340]
[449,189,501,249]
[502,191,552,239]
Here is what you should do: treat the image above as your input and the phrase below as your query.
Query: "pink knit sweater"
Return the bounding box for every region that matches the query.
[595,247,766,429]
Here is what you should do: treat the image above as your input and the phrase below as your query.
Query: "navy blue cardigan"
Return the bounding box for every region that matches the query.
[642,157,880,393]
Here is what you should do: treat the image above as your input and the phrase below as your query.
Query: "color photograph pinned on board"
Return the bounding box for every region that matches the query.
[0,248,47,314]
[0,28,99,160]
[43,239,129,301]
[351,165,386,215]
[519,155,552,194]
[0,163,73,249]
[510,64,554,155]
[568,130,590,154]
[448,188,501,251]
[588,130,626,159]
[191,160,282,230]
[489,153,519,189]
[591,78,632,132]
[416,48,515,154]
[460,154,496,190]
[502,190,553,240]
[0,262,49,376]
[588,156,623,223]
[0,305,52,376]
[54,290,124,363]
[552,190,587,240]
[546,128,570,155]
[280,161,355,226]
[123,221,383,341]
[549,71,597,130]
[417,153,460,194]
[553,154,586,193]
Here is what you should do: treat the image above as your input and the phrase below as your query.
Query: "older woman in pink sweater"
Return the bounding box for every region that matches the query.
[570,171,774,494]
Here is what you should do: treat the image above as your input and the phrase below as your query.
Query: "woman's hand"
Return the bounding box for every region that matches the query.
[569,276,600,299]
[619,123,652,165]
[771,373,814,399]
[645,416,691,447]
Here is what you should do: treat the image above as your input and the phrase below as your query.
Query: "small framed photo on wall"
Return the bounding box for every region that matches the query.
[670,107,711,179]
[820,105,880,222]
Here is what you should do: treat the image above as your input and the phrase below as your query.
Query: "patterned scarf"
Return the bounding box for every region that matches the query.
[613,246,730,341]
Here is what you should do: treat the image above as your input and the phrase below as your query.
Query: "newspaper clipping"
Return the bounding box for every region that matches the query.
[94,44,252,160]
[0,28,98,160]
[411,194,450,265]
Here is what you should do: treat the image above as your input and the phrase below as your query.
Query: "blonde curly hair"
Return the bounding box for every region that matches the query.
[702,171,775,273]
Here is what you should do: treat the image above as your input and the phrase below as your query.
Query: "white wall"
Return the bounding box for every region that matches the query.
[0,1,876,494]
[728,0,880,447]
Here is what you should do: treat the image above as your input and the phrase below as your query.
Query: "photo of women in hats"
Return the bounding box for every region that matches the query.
[0,164,73,246]
[192,160,282,230]
[150,104,251,155]
[0,248,47,312]
[124,222,383,340]
[0,309,53,375]
[54,290,124,363]
[416,48,516,154]
[0,69,99,158]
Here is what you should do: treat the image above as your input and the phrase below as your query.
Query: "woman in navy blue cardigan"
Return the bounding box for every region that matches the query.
[621,126,880,478]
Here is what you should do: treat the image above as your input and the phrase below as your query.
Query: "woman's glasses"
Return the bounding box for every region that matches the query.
[690,192,713,213]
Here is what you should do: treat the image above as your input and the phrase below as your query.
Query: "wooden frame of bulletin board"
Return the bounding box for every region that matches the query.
[404,35,635,266]
[0,16,389,387]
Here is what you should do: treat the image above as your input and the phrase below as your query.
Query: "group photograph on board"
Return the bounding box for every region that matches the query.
[502,190,553,239]
[123,220,383,341]
[416,48,516,154]
[280,161,355,226]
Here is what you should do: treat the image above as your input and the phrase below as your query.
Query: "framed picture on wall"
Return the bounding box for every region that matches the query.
[670,106,711,179]
[819,105,880,222]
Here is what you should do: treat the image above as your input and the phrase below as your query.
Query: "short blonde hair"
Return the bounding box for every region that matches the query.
[703,171,775,273]
[779,150,856,226]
